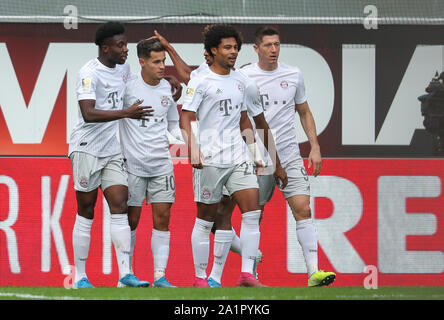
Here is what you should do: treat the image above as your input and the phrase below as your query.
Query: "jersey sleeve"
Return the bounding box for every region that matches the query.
[123,62,131,83]
[167,117,183,142]
[245,80,263,117]
[294,70,307,105]
[167,101,180,122]
[76,68,97,101]
[181,77,205,113]
[241,89,248,113]
[190,62,209,80]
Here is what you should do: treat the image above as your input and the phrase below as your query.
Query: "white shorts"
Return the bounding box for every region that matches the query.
[193,162,258,204]
[230,158,310,202]
[279,157,310,199]
[127,171,175,206]
[70,152,128,192]
[222,168,275,206]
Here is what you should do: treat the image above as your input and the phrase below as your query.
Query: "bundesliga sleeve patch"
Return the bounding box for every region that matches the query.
[186,87,194,96]
[81,78,92,93]
[183,87,195,104]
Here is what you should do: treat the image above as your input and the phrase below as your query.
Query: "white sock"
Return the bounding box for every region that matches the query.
[240,210,261,274]
[129,229,137,274]
[191,218,214,279]
[230,227,242,255]
[151,228,170,281]
[72,214,93,283]
[209,229,234,283]
[296,218,319,277]
[110,214,131,279]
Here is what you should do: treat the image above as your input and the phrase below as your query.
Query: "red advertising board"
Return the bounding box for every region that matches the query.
[0,158,442,287]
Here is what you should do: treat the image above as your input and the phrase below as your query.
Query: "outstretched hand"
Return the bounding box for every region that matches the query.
[147,30,170,48]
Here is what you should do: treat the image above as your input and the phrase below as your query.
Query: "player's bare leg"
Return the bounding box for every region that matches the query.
[151,203,176,287]
[215,196,236,231]
[128,206,142,231]
[287,194,335,287]
[232,188,266,287]
[76,189,98,220]
[213,196,242,254]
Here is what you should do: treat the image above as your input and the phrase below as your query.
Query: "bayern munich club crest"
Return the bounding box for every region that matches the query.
[161,96,169,107]
[237,84,244,92]
[201,188,211,200]
[79,177,88,188]
[280,80,289,88]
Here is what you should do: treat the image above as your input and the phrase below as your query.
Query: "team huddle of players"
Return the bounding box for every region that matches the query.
[68,22,336,288]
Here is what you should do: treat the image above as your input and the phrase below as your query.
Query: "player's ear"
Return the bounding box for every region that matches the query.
[101,44,109,54]
[138,57,145,68]
[210,47,217,57]
[253,44,259,53]
[100,37,112,54]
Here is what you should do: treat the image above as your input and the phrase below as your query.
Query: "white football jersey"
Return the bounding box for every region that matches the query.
[190,64,263,118]
[69,58,130,157]
[119,74,179,177]
[187,64,264,166]
[241,62,307,165]
[189,62,209,79]
[236,68,272,167]
[236,68,263,119]
[182,68,249,168]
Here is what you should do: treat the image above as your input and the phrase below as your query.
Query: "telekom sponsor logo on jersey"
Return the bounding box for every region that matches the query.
[0,41,441,156]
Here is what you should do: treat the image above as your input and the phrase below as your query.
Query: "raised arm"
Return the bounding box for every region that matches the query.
[151,30,193,84]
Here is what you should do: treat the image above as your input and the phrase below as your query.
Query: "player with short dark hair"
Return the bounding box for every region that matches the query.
[69,21,152,288]
[242,25,336,287]
[253,25,279,46]
[119,38,183,288]
[136,38,164,58]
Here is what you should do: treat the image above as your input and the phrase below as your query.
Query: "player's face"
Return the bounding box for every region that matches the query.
[255,34,280,67]
[103,34,129,65]
[212,37,239,69]
[140,50,166,81]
